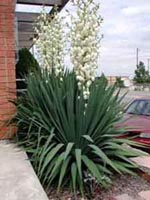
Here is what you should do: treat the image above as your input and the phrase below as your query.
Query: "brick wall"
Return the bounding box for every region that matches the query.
[0,0,16,138]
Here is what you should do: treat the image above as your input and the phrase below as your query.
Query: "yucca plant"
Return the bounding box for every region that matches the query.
[14,70,141,195]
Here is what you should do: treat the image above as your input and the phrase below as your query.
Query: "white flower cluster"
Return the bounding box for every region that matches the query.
[34,7,65,76]
[70,0,103,99]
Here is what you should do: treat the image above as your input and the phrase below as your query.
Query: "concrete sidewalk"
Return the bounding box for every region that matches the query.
[0,141,49,200]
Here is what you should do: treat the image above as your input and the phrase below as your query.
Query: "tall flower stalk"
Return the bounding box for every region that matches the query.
[34,7,65,76]
[70,0,103,99]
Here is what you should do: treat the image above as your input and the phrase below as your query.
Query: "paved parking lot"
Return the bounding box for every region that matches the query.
[119,89,150,104]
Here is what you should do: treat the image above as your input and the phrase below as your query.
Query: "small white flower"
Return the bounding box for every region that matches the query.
[84,94,88,100]
[86,80,92,88]
[78,82,82,87]
[77,75,84,82]
[91,76,95,81]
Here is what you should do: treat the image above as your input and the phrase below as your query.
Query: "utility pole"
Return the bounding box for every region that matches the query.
[32,45,35,56]
[148,58,150,74]
[136,48,139,67]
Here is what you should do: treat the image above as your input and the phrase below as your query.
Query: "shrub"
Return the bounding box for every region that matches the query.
[16,48,39,95]
[16,48,39,79]
[115,77,125,88]
[13,70,141,195]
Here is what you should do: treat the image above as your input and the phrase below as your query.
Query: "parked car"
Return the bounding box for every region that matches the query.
[118,97,150,145]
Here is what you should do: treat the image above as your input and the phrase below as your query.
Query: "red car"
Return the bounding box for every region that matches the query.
[118,97,150,145]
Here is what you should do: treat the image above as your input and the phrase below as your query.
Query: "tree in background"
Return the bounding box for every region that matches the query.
[134,61,149,83]
[16,48,39,78]
[115,77,125,88]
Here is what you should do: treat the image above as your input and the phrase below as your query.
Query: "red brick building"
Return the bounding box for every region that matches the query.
[0,0,68,138]
[0,0,16,138]
[107,76,131,87]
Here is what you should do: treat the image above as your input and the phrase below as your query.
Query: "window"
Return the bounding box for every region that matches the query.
[126,99,150,116]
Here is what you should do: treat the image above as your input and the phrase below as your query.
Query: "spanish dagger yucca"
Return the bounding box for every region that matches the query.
[14,70,141,195]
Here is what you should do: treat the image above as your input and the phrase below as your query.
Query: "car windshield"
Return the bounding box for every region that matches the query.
[126,99,150,116]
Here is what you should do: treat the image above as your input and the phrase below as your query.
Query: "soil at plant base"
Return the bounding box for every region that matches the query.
[46,174,150,200]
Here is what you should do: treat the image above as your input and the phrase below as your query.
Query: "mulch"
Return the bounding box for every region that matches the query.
[46,173,150,200]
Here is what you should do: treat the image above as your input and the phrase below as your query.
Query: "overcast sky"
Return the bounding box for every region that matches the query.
[61,0,150,77]
[16,0,150,77]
